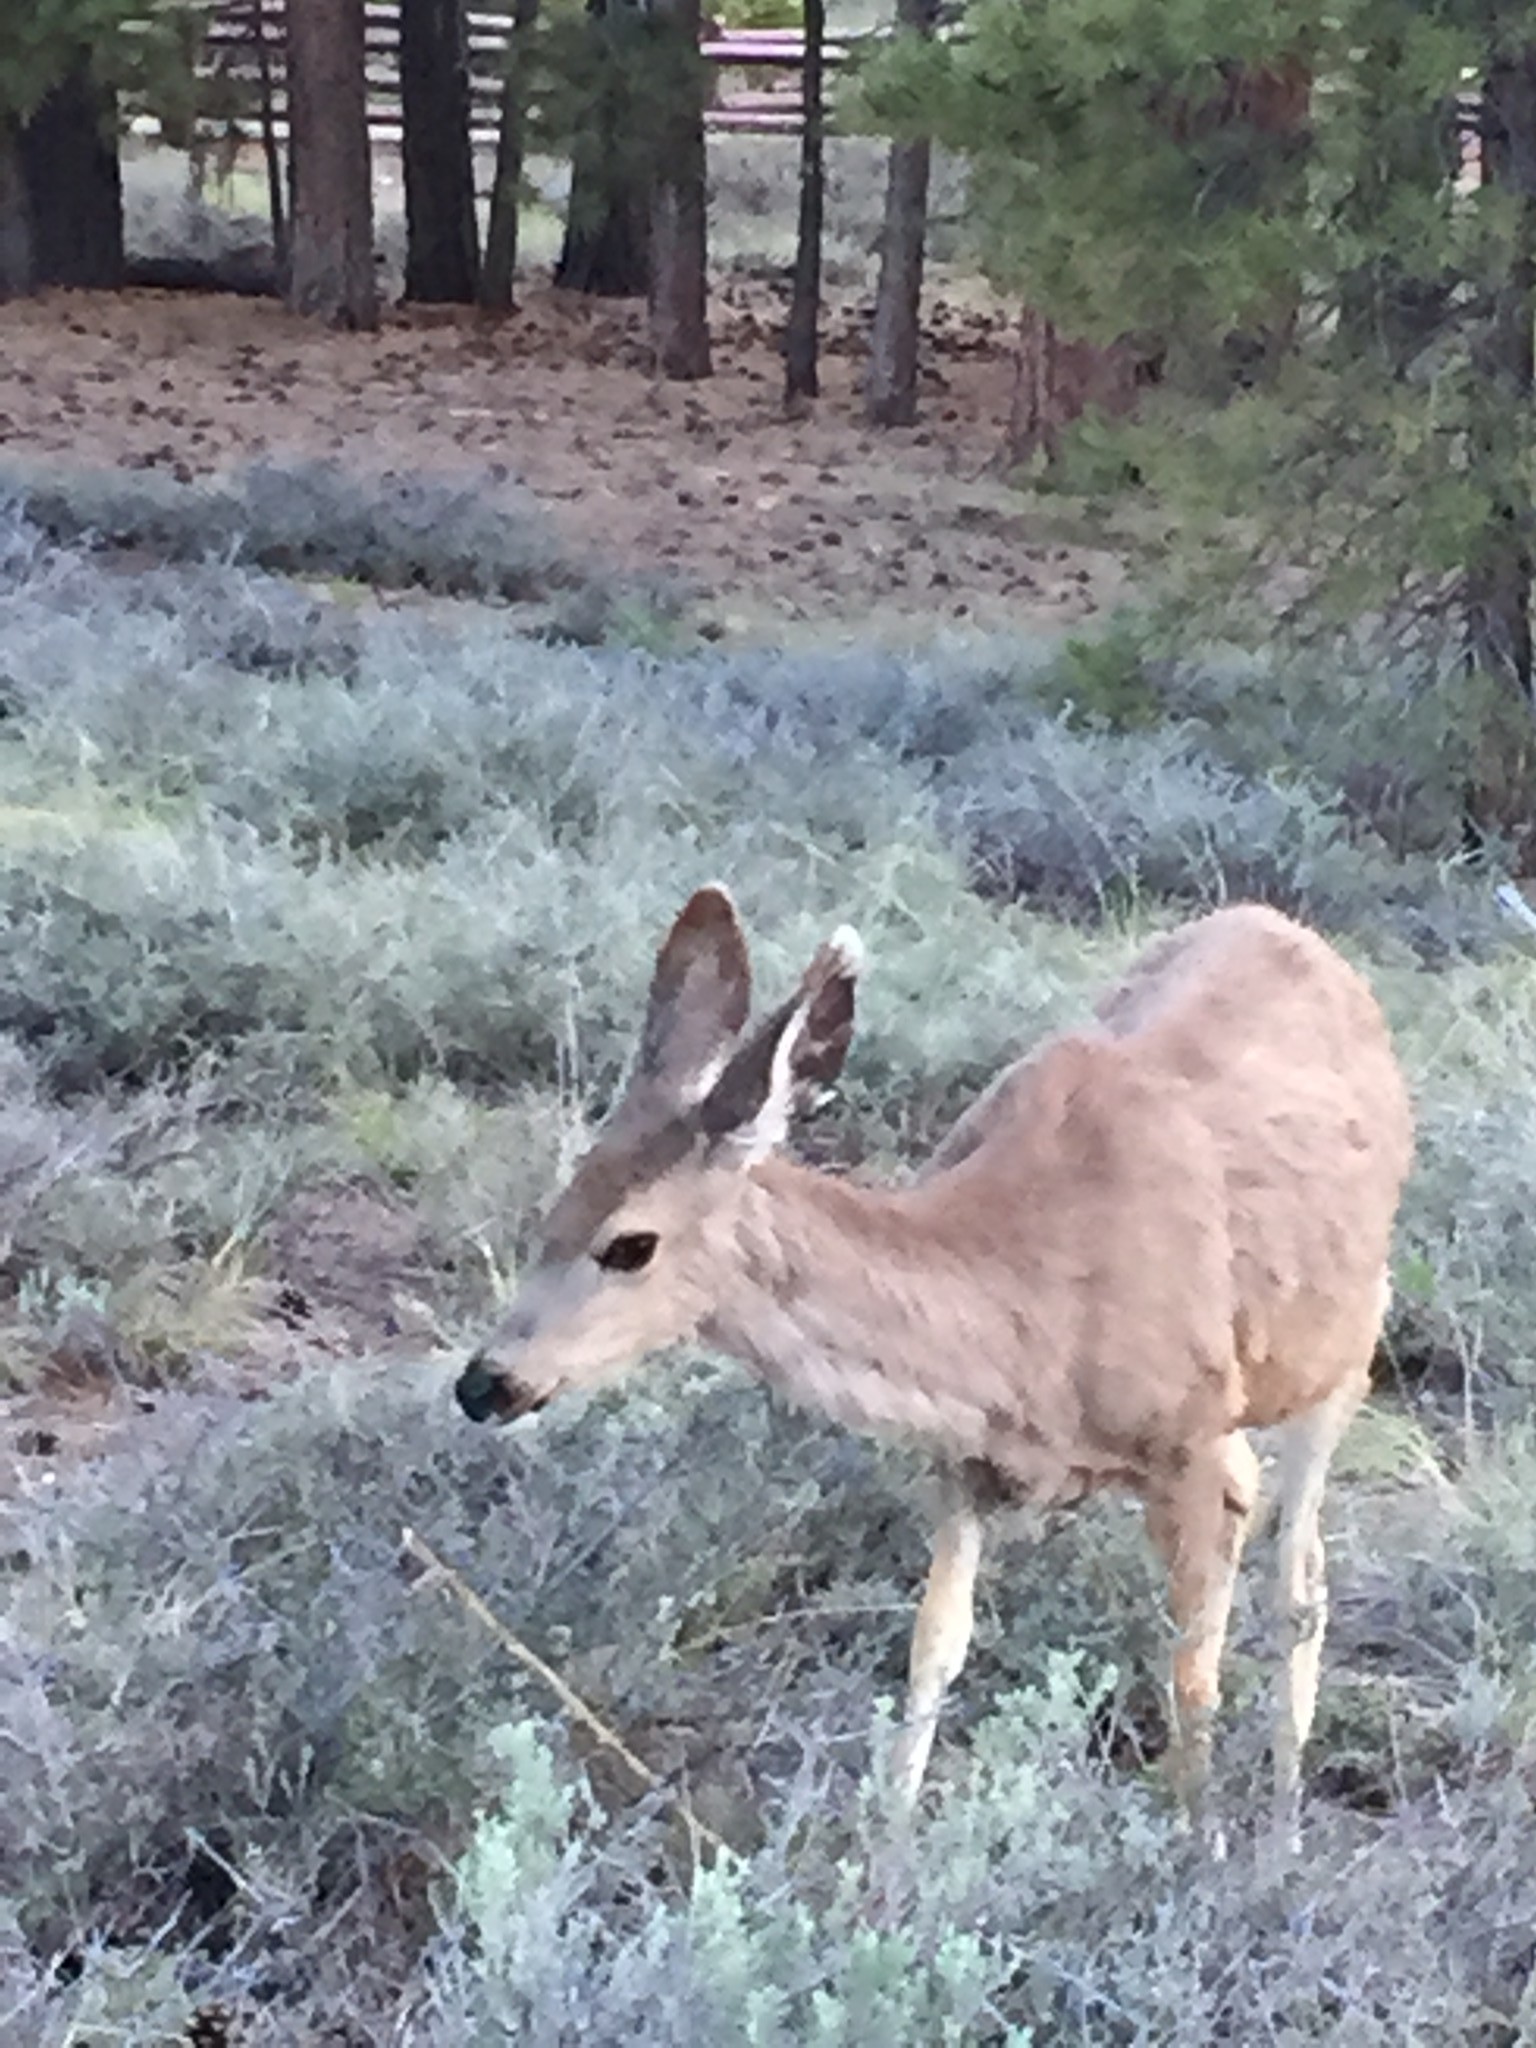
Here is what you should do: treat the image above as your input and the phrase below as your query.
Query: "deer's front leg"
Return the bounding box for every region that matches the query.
[888,1488,985,1810]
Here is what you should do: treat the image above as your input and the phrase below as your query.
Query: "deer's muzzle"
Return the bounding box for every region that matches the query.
[455,1354,556,1424]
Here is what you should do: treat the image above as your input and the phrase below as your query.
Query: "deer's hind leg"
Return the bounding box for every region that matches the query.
[1144,1430,1262,1831]
[888,1476,986,1810]
[1270,1370,1369,1849]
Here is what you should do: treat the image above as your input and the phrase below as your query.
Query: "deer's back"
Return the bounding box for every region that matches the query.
[924,906,1413,1460]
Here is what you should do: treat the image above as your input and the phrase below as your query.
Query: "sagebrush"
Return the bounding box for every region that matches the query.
[2,501,1535,2042]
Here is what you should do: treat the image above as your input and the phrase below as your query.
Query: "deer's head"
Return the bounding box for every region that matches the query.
[455,887,861,1424]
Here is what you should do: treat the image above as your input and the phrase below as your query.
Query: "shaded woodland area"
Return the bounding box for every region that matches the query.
[1,9,1489,453]
[2,5,1534,722]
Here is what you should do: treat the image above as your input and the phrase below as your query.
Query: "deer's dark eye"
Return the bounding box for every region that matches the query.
[595,1231,659,1274]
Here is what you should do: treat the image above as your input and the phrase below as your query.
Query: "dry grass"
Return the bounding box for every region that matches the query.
[0,318,1534,2039]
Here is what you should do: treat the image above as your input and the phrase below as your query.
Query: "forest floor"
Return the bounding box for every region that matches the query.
[0,277,1129,645]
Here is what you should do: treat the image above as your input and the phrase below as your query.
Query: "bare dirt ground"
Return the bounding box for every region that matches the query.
[0,269,1129,1483]
[0,278,1129,640]
[0,1177,448,1499]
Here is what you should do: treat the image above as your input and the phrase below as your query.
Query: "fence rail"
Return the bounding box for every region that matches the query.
[128,2,857,145]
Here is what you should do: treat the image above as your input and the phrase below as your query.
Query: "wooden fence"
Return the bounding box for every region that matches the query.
[127,3,854,147]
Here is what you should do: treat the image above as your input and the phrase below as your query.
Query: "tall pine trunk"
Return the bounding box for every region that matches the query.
[286,0,378,329]
[783,0,824,403]
[648,0,710,378]
[0,119,32,300]
[1005,309,1145,467]
[865,0,936,425]
[400,0,480,303]
[250,0,287,273]
[481,0,540,311]
[20,64,123,289]
[1469,49,1536,703]
[556,0,650,297]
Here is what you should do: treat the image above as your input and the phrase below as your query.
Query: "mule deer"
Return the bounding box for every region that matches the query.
[456,888,1413,1838]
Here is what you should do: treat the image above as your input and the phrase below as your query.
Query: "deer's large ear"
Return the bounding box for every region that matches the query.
[630,886,753,1111]
[699,926,861,1165]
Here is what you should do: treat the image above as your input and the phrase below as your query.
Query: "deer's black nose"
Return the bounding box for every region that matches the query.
[456,1355,509,1423]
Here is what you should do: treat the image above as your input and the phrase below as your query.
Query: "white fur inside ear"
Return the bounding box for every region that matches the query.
[673,1050,731,1108]
[713,993,809,1166]
[754,996,809,1153]
[826,925,864,975]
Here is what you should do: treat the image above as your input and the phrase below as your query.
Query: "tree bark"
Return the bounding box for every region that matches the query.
[1468,49,1536,703]
[557,169,649,293]
[648,0,710,378]
[865,0,937,426]
[556,0,650,297]
[1006,305,1056,467]
[1005,307,1147,467]
[783,0,824,402]
[0,119,32,301]
[18,63,123,290]
[286,0,378,328]
[400,0,480,302]
[480,0,540,311]
[865,137,929,423]
[250,0,287,273]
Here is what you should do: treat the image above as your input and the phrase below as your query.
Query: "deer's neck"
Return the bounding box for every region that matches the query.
[698,1156,1072,1467]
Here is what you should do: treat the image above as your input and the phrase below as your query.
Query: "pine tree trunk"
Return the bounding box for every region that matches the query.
[865,0,936,427]
[648,0,710,378]
[250,0,287,273]
[557,167,649,294]
[19,64,123,289]
[1006,305,1056,465]
[783,0,824,403]
[480,0,540,311]
[556,0,650,297]
[1005,307,1146,466]
[1469,49,1536,702]
[286,0,378,329]
[0,119,32,301]
[400,0,480,303]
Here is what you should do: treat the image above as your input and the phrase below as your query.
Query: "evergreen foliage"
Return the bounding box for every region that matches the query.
[0,0,196,121]
[869,0,1536,707]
